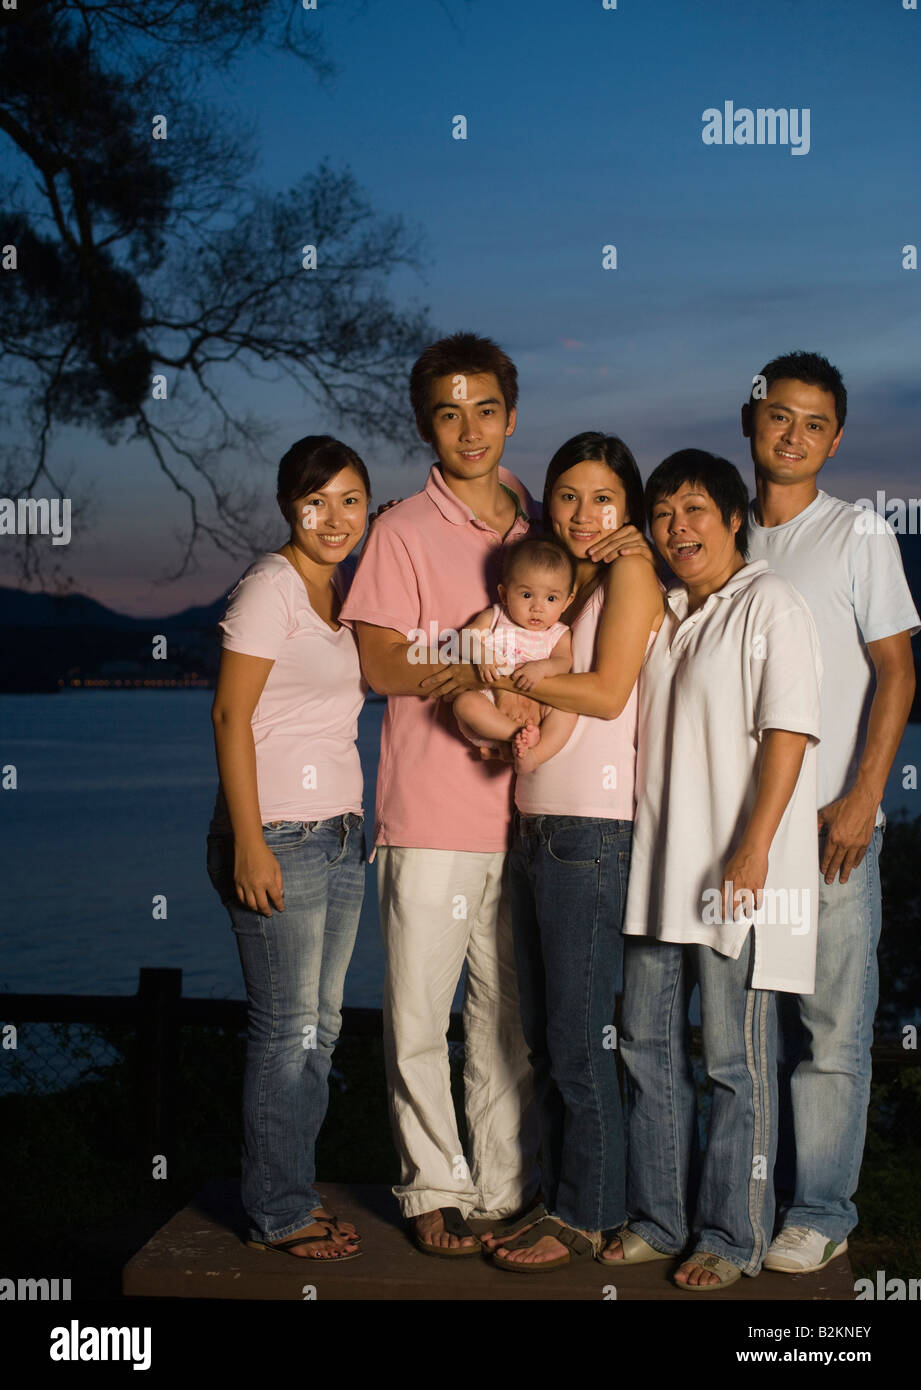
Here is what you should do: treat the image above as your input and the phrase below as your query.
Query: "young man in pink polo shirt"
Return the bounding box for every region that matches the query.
[339,332,542,1254]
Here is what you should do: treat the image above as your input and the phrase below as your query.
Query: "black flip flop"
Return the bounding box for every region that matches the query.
[247,1223,361,1261]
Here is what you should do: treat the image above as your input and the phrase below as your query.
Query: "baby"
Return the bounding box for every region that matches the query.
[453,537,579,769]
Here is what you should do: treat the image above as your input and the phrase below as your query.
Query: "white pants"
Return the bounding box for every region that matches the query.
[376,846,538,1219]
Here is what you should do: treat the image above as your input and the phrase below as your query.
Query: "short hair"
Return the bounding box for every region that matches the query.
[501,536,576,593]
[409,332,519,442]
[750,350,847,432]
[645,449,750,558]
[276,435,370,528]
[542,431,645,535]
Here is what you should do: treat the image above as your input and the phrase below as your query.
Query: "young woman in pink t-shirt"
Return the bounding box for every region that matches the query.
[206,435,369,1261]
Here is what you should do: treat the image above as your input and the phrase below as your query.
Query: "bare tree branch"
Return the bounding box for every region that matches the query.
[1,1,436,584]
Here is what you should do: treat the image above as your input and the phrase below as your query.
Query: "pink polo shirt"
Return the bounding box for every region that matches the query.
[339,464,537,851]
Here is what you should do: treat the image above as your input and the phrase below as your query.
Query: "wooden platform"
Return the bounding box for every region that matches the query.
[123,1179,855,1301]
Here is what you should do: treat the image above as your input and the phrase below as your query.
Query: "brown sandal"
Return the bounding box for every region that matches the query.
[477,1199,547,1251]
[492,1216,601,1273]
[413,1207,482,1258]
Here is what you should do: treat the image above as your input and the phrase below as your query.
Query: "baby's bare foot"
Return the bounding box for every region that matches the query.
[514,748,538,774]
[513,724,540,773]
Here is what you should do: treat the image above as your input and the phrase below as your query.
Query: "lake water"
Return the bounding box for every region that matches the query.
[2,692,920,1004]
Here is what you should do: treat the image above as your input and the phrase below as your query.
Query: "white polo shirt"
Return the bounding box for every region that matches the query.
[747,490,920,826]
[623,561,822,993]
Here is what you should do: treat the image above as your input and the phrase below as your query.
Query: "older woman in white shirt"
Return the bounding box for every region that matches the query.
[606,450,822,1290]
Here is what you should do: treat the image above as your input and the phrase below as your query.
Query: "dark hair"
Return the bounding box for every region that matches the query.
[750,350,847,432]
[409,332,519,442]
[542,431,644,535]
[501,536,576,593]
[644,449,750,557]
[276,435,370,528]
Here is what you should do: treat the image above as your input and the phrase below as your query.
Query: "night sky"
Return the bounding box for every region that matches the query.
[5,0,919,613]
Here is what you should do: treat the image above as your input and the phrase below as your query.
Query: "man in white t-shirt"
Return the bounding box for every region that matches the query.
[742,351,919,1273]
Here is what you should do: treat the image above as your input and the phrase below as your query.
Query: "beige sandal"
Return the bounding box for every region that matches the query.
[598,1226,673,1264]
[674,1251,742,1290]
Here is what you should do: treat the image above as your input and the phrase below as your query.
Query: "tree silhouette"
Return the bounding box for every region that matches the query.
[0,0,432,582]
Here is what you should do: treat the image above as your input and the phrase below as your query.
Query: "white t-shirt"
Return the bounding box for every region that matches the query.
[210,553,365,832]
[623,561,822,994]
[747,491,920,826]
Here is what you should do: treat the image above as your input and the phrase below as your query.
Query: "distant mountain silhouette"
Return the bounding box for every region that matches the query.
[0,587,227,631]
[0,553,360,692]
[0,541,916,708]
[0,586,228,691]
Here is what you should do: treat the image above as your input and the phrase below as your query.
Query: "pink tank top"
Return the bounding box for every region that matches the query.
[514,582,644,821]
[488,603,569,670]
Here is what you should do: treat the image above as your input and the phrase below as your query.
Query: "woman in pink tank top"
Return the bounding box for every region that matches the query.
[480,432,664,1272]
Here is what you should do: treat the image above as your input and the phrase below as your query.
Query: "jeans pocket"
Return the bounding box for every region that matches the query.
[611,847,632,926]
[261,822,308,852]
[545,824,600,867]
[326,813,363,867]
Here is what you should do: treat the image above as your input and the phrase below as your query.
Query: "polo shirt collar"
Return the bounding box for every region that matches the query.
[424,463,532,528]
[667,559,770,622]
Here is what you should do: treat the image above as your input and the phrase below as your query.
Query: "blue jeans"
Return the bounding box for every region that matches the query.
[621,934,777,1273]
[778,823,884,1243]
[509,813,632,1232]
[206,813,365,1243]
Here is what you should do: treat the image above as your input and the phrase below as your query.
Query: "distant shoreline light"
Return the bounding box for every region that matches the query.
[60,678,213,690]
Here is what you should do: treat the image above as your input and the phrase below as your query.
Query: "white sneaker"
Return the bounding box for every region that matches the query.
[764,1225,848,1273]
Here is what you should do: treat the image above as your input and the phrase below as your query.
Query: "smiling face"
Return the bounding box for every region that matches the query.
[499,562,574,631]
[546,459,628,560]
[743,378,843,487]
[425,371,516,482]
[649,483,742,593]
[289,464,368,564]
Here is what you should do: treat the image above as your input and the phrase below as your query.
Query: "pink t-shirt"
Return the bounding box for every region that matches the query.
[515,581,649,821]
[339,465,537,852]
[210,553,365,832]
